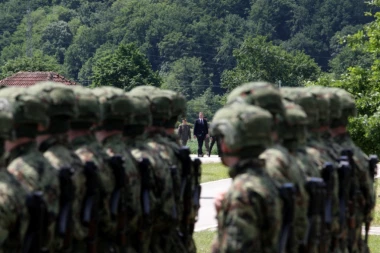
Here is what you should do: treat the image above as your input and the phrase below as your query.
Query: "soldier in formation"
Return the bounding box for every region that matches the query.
[0,80,376,253]
[0,82,201,253]
[212,82,377,253]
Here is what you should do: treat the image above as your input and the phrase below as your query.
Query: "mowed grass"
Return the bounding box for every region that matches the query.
[369,235,380,251]
[194,231,380,253]
[201,163,229,183]
[194,229,216,253]
[370,180,380,225]
[187,139,219,155]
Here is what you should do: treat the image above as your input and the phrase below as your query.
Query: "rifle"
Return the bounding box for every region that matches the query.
[57,167,75,250]
[302,177,325,252]
[137,157,152,253]
[321,163,334,224]
[22,191,47,253]
[170,165,179,220]
[320,163,334,253]
[139,158,151,218]
[187,158,202,237]
[369,155,378,182]
[341,149,358,253]
[178,147,193,243]
[335,156,350,252]
[178,147,191,202]
[364,155,378,245]
[108,155,127,246]
[82,161,100,253]
[278,183,296,253]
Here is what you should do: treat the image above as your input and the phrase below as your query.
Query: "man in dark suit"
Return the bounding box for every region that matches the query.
[193,112,208,157]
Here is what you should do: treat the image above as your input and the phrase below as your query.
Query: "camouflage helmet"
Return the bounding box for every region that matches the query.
[27,81,77,119]
[160,89,187,128]
[0,87,49,138]
[210,103,273,157]
[280,87,319,127]
[0,97,13,140]
[329,88,356,126]
[92,86,135,130]
[71,86,101,127]
[317,87,342,122]
[307,86,330,127]
[129,86,171,127]
[226,82,285,118]
[124,94,152,127]
[280,100,308,146]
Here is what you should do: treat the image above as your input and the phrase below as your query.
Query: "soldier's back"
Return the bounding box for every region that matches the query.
[41,140,90,249]
[259,143,308,253]
[214,162,281,253]
[102,133,142,252]
[7,142,59,250]
[0,170,27,251]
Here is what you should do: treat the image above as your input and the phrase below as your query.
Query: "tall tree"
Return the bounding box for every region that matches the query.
[92,43,161,90]
[221,36,321,91]
[0,52,62,78]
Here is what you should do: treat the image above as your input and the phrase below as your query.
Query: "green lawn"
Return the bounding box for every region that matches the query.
[194,229,216,253]
[201,163,229,183]
[187,139,219,155]
[371,180,380,225]
[194,230,380,253]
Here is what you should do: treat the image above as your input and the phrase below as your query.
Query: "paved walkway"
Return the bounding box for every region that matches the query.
[190,154,221,164]
[194,177,380,235]
[191,155,380,235]
[195,178,231,232]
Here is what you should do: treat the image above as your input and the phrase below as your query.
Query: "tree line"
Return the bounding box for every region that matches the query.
[0,0,380,152]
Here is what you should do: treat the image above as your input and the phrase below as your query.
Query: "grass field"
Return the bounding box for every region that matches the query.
[194,230,380,253]
[187,139,219,155]
[201,163,229,183]
[370,180,380,225]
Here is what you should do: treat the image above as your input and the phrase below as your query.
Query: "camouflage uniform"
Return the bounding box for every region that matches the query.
[306,87,344,253]
[227,82,309,253]
[210,103,282,253]
[177,123,191,146]
[92,86,142,253]
[129,86,186,253]
[329,88,375,253]
[283,100,322,253]
[161,89,201,253]
[0,96,27,251]
[69,86,121,252]
[0,87,60,252]
[26,82,90,252]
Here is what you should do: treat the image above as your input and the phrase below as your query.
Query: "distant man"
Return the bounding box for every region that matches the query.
[193,112,208,157]
[178,119,191,146]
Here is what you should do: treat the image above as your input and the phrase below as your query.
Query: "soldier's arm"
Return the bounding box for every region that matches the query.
[178,125,182,135]
[214,188,262,252]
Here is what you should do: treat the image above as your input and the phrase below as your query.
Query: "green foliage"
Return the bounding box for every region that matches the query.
[194,230,216,253]
[200,163,229,183]
[160,57,210,99]
[221,36,321,91]
[309,4,380,155]
[0,0,377,97]
[186,88,224,124]
[92,43,162,90]
[0,52,62,78]
[42,20,73,63]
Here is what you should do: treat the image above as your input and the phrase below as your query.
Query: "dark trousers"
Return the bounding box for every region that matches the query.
[209,137,221,156]
[181,139,188,146]
[196,136,205,155]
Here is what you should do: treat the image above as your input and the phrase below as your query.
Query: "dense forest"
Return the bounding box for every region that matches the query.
[2,0,380,152]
